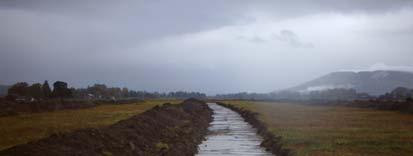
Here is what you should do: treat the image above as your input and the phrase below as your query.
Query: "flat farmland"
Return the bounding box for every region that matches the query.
[223,101,413,156]
[0,99,181,150]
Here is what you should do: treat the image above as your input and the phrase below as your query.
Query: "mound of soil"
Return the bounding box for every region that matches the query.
[216,102,292,156]
[0,99,212,156]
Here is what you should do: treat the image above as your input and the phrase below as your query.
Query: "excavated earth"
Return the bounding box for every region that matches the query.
[0,98,212,156]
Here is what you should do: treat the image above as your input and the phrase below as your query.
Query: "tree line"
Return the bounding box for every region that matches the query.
[215,88,372,101]
[72,83,206,99]
[7,81,71,100]
[378,87,413,101]
[6,81,206,101]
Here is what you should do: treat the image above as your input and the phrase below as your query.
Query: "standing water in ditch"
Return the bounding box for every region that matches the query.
[196,103,273,156]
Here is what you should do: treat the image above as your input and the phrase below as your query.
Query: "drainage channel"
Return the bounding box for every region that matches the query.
[196,103,273,156]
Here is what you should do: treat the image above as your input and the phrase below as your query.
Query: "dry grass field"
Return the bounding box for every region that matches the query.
[0,99,181,150]
[223,100,413,156]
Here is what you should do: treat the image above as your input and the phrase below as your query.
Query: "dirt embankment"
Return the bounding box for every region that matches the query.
[0,98,212,156]
[216,102,292,156]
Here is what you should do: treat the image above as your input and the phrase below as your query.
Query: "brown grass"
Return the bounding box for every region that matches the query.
[223,100,413,156]
[0,99,181,150]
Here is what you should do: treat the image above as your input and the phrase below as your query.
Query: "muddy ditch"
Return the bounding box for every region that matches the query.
[0,98,212,156]
[216,102,293,156]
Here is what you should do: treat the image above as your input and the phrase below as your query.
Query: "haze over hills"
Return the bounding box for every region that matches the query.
[289,70,413,95]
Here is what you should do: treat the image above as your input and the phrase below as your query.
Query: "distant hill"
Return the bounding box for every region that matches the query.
[0,85,9,97]
[289,70,413,95]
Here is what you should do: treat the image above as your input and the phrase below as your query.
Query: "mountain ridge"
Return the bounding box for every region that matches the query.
[288,70,413,95]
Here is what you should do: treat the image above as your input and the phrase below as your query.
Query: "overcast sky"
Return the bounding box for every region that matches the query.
[1,0,413,94]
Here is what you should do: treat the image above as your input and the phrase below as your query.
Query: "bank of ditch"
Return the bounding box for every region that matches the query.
[0,98,212,156]
[216,102,293,156]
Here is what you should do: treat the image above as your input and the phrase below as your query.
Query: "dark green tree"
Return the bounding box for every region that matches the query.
[42,80,52,98]
[28,83,44,99]
[8,82,29,96]
[52,81,72,98]
[87,84,108,98]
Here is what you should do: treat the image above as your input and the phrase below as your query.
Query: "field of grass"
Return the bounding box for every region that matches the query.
[223,100,413,156]
[0,99,181,150]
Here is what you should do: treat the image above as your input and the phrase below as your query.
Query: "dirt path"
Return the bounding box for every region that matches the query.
[196,103,272,156]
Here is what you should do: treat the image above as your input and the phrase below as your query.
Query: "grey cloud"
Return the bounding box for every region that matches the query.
[251,0,413,18]
[273,30,314,48]
[3,0,412,15]
[1,0,413,94]
[250,36,267,43]
[236,35,267,43]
